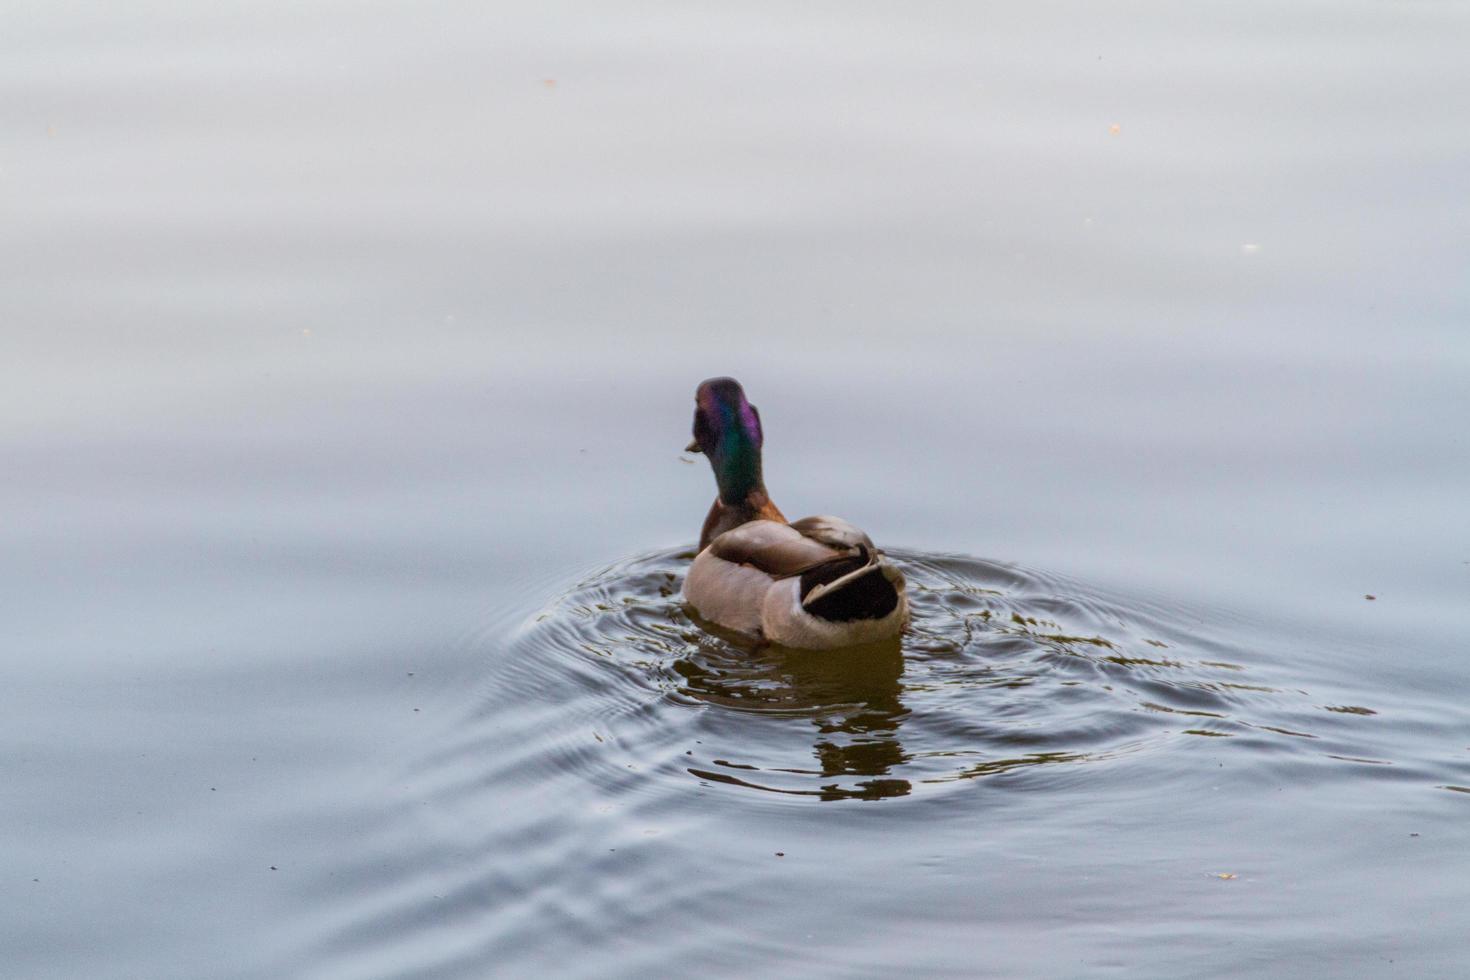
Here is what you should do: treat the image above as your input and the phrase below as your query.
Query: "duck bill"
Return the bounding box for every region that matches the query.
[684,439,702,454]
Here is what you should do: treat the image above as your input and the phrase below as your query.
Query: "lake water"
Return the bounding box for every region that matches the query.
[3,3,1467,977]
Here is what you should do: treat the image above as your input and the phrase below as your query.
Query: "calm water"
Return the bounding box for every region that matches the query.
[3,3,1468,977]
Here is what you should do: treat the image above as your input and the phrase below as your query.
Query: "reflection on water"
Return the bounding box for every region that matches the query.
[7,0,1470,976]
[501,549,1434,805]
[297,548,1469,978]
[678,639,911,799]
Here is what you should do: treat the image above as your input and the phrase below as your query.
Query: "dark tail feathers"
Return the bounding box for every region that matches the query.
[799,556,901,622]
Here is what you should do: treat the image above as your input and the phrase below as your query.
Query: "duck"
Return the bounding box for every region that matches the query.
[681,377,909,650]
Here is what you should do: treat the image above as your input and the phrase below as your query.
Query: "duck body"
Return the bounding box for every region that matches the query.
[684,515,908,649]
[681,378,908,650]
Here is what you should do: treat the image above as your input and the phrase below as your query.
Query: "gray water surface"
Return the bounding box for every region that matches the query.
[3,3,1468,977]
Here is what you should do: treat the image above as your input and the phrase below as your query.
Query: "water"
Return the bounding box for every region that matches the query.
[3,3,1467,977]
[304,550,1467,977]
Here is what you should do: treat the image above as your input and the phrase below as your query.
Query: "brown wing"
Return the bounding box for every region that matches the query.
[788,515,876,553]
[708,519,850,578]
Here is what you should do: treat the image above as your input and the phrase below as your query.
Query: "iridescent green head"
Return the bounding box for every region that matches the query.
[687,377,766,504]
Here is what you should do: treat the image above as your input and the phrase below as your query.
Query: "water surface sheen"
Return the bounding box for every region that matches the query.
[306,551,1469,978]
[5,1,1469,977]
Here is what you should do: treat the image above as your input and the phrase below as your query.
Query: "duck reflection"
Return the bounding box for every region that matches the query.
[676,632,912,800]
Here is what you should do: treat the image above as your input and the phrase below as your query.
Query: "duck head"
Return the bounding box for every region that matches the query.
[687,377,766,504]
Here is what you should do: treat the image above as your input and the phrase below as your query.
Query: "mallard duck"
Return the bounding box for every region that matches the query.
[681,377,908,650]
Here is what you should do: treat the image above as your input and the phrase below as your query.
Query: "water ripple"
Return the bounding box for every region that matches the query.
[297,547,1469,979]
[477,549,1408,803]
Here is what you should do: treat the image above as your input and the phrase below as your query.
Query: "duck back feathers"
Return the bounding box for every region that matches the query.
[683,518,908,649]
